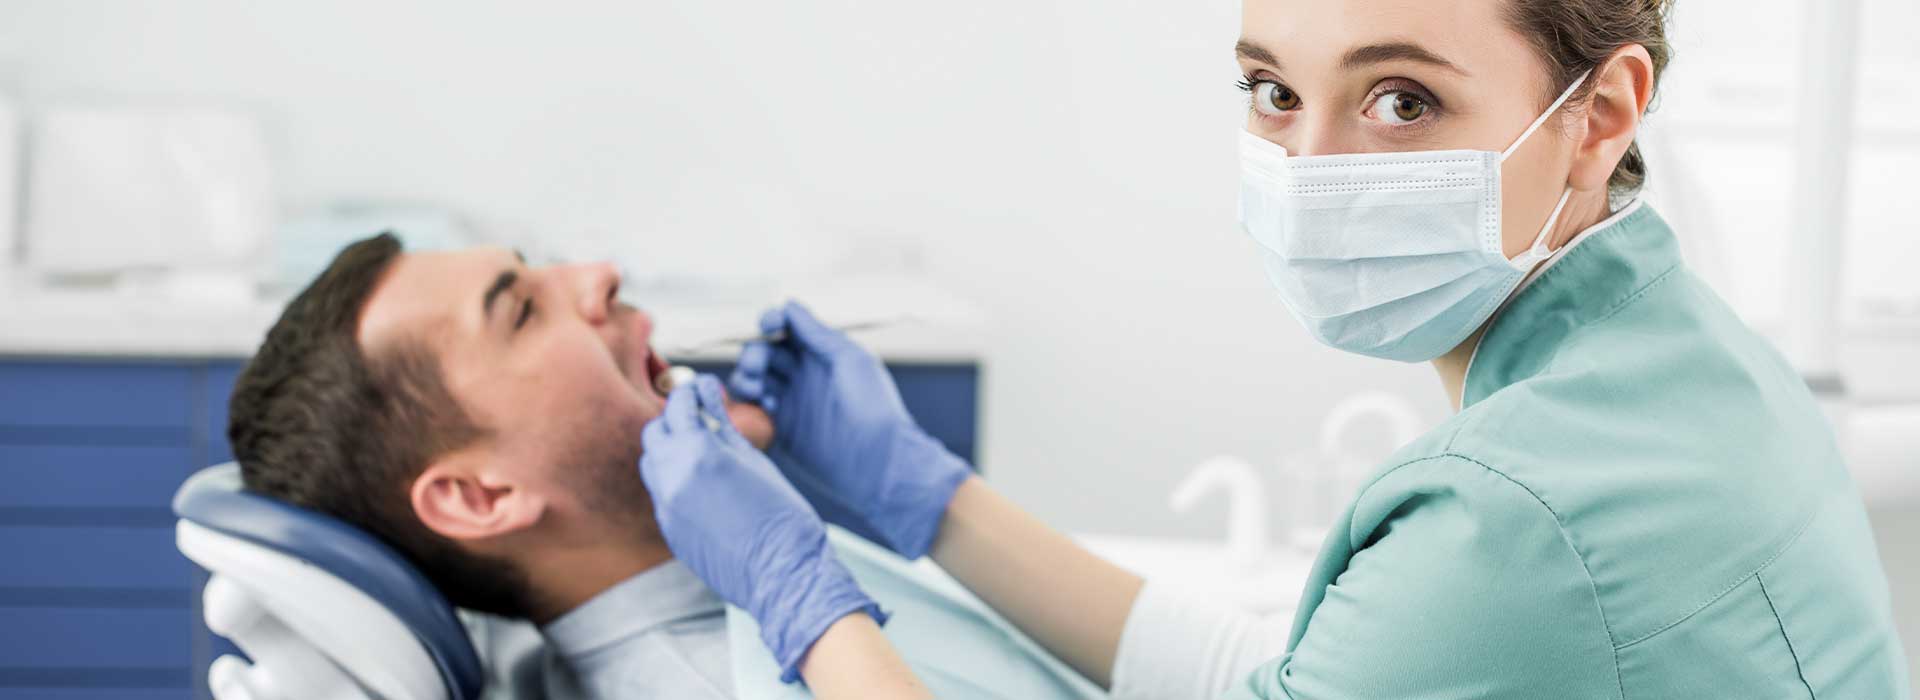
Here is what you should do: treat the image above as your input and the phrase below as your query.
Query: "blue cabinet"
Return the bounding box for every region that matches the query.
[0,357,977,698]
[0,360,233,699]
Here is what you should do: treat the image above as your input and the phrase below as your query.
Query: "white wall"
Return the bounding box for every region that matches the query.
[0,0,1451,542]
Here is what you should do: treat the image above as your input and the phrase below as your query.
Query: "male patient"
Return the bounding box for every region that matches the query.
[228,232,774,697]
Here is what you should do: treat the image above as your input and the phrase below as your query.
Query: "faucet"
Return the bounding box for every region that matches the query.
[1169,456,1270,574]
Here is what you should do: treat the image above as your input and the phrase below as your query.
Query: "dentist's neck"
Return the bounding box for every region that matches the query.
[1432,190,1609,412]
[1433,327,1488,412]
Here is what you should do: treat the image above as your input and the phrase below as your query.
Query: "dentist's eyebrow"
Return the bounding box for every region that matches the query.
[1235,39,1281,69]
[1339,41,1468,76]
[482,270,518,319]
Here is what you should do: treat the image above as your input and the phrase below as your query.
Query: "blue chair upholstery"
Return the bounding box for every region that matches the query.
[173,464,486,700]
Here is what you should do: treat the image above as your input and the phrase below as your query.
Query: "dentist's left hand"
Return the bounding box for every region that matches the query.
[640,376,887,683]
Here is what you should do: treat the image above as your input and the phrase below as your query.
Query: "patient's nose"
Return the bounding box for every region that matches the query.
[566,262,621,324]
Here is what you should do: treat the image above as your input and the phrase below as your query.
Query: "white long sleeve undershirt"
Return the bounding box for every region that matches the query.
[1109,581,1295,700]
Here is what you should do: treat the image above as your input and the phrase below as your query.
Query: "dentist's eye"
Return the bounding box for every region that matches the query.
[1239,77,1300,116]
[1370,90,1430,125]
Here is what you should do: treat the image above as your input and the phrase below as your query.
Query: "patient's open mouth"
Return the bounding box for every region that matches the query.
[644,348,671,398]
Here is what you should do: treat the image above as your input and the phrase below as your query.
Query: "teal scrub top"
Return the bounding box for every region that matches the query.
[1229,203,1911,699]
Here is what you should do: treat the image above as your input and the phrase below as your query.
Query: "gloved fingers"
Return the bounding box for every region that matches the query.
[727,370,766,403]
[765,344,800,378]
[663,382,702,433]
[758,374,789,416]
[693,376,732,433]
[637,420,678,490]
[729,341,773,401]
[735,341,772,379]
[760,372,789,397]
[782,301,852,356]
[758,306,787,337]
[731,345,798,406]
[640,415,672,448]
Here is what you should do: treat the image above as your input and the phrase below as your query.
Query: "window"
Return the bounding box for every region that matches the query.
[1644,0,1920,340]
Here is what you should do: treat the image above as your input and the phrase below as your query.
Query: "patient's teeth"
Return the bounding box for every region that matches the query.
[668,366,697,391]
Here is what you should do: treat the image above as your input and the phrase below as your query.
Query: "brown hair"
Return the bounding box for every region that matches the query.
[1503,0,1675,196]
[229,233,532,617]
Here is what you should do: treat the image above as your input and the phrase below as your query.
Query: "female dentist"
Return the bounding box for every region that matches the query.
[640,0,1914,697]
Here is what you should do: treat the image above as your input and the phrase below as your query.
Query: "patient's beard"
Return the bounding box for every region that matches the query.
[553,395,659,539]
[565,434,650,517]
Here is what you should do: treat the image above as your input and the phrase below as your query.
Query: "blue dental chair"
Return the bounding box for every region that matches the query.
[172,463,504,700]
[172,462,1106,700]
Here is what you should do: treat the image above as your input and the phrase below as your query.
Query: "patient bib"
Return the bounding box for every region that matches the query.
[726,528,1108,699]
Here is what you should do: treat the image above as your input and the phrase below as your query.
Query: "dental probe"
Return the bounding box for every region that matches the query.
[658,317,914,428]
[662,317,914,356]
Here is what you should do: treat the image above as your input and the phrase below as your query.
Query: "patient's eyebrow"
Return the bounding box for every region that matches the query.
[482,270,518,319]
[1340,41,1468,76]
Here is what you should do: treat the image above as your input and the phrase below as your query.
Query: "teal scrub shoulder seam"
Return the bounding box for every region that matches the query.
[1613,506,1818,650]
[1757,574,1819,699]
[1580,263,1680,330]
[1348,451,1628,699]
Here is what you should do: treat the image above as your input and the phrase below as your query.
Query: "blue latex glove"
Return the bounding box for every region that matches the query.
[728,302,971,559]
[639,375,887,682]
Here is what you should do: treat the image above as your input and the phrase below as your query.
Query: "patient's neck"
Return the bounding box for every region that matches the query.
[524,527,674,625]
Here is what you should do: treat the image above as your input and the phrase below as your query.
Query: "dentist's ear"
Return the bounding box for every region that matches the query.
[1569,44,1656,194]
[411,447,547,542]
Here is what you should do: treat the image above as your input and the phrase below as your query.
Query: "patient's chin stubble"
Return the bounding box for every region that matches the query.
[557,394,649,519]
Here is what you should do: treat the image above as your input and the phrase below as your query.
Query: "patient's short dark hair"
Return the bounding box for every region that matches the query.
[228,233,531,617]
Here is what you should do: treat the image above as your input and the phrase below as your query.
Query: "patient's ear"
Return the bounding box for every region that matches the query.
[410,447,546,542]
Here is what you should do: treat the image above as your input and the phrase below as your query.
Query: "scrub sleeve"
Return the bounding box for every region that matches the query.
[1110,454,1617,700]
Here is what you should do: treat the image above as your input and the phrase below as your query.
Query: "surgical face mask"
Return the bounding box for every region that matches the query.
[1239,71,1591,362]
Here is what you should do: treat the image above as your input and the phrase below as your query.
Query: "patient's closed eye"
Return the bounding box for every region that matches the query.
[515,298,535,330]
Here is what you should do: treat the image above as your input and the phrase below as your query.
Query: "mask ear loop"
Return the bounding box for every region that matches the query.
[1509,188,1574,269]
[1499,69,1593,162]
[1499,69,1592,269]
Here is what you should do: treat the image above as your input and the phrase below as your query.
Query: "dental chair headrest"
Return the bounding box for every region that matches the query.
[173,463,485,700]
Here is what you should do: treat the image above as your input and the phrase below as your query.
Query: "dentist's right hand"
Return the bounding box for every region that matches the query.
[728,302,972,560]
[640,376,887,683]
